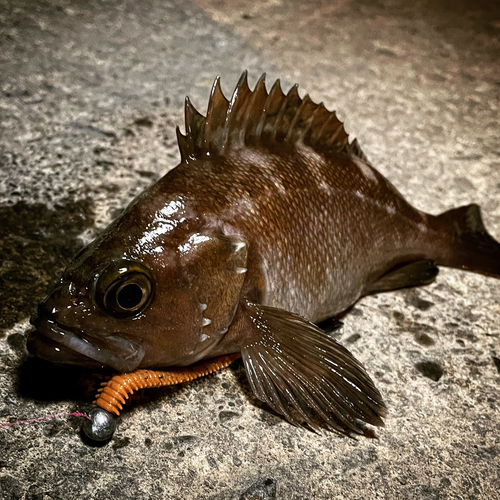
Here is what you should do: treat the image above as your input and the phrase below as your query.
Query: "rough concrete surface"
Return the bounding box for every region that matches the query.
[1,0,499,498]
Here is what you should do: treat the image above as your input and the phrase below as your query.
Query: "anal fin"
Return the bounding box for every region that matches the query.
[367,259,439,295]
[315,317,343,335]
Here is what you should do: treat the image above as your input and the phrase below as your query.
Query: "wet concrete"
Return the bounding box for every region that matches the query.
[0,199,94,331]
[1,0,499,499]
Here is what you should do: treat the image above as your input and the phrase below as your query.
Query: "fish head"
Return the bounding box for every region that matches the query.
[28,187,248,372]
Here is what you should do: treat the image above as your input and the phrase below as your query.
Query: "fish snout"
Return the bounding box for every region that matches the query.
[28,312,147,372]
[32,278,80,324]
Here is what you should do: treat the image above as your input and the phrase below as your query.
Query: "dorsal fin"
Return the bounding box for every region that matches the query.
[176,72,366,163]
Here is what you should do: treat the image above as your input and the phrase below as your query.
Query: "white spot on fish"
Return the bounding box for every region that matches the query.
[418,223,428,233]
[271,177,286,193]
[200,333,210,342]
[386,205,396,215]
[198,303,207,312]
[190,234,211,245]
[202,317,212,327]
[354,157,378,183]
[236,267,247,274]
[232,241,246,251]
[319,181,331,193]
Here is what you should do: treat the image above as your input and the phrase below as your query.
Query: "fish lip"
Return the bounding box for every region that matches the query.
[27,330,108,369]
[31,316,145,372]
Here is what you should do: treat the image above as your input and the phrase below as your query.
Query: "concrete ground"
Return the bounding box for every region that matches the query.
[1,0,499,498]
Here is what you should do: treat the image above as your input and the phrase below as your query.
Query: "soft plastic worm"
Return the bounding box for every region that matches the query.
[94,353,241,415]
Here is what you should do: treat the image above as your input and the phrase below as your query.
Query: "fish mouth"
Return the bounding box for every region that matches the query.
[28,316,146,372]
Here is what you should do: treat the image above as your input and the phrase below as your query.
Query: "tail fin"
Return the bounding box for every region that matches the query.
[433,204,500,278]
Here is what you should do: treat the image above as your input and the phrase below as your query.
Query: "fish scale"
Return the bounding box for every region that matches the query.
[175,147,425,320]
[29,72,500,437]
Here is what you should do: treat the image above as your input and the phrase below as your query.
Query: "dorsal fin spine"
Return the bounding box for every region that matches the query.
[327,123,345,148]
[204,76,221,152]
[271,84,294,144]
[254,107,268,143]
[255,79,279,140]
[297,101,322,144]
[225,72,251,150]
[232,73,254,148]
[221,72,248,152]
[205,76,230,155]
[176,126,188,163]
[315,113,336,144]
[285,94,313,143]
[309,103,330,146]
[184,96,206,155]
[262,79,286,144]
[243,74,267,146]
[184,96,192,134]
[176,72,368,164]
[184,97,202,135]
[280,85,300,142]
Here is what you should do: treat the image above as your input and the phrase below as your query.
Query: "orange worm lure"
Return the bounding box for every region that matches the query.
[94,353,241,415]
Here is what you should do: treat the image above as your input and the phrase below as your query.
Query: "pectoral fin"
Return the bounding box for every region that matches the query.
[238,301,386,436]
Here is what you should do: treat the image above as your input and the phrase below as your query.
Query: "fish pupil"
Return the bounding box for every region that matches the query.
[117,283,143,310]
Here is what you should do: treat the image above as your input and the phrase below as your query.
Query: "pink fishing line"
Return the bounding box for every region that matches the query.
[0,412,90,428]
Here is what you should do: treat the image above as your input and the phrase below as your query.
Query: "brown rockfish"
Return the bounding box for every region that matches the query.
[28,73,500,436]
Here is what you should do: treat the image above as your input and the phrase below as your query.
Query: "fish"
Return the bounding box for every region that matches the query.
[28,72,500,436]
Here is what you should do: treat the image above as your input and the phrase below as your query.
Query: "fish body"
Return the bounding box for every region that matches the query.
[28,73,500,435]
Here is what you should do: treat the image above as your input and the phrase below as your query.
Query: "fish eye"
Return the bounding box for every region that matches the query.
[96,260,155,318]
[117,282,143,309]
